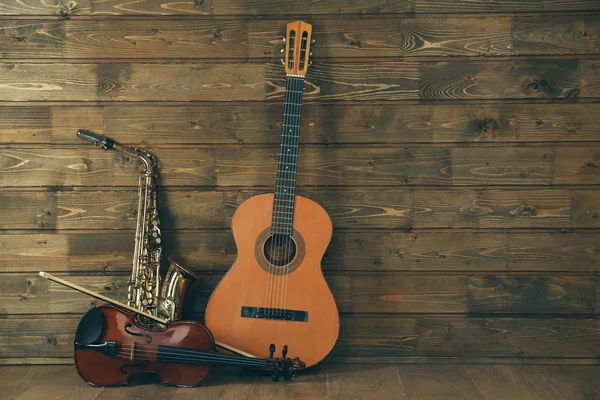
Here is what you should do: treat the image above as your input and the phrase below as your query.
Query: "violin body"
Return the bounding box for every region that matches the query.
[73,304,304,387]
[205,194,340,368]
[74,305,214,387]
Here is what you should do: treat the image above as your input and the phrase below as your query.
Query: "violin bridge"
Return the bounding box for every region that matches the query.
[130,341,136,360]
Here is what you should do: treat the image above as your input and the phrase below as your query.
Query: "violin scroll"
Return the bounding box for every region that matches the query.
[262,343,306,382]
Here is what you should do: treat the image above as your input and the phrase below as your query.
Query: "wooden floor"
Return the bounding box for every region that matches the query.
[2,364,599,400]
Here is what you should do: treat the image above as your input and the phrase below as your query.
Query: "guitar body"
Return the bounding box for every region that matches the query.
[205,193,339,368]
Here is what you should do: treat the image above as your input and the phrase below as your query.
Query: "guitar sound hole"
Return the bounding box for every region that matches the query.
[263,234,297,267]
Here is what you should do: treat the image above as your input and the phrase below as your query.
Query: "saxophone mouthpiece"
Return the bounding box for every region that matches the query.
[77,129,115,149]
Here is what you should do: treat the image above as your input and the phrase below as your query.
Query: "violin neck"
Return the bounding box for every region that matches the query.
[156,345,275,369]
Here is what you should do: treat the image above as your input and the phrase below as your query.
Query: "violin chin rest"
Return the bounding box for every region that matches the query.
[75,306,105,345]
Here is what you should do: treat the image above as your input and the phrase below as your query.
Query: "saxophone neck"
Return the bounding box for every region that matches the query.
[77,129,157,176]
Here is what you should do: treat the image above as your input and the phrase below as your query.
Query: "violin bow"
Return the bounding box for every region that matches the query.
[39,271,258,358]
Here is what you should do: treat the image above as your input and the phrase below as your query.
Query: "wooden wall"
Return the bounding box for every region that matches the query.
[1,1,600,365]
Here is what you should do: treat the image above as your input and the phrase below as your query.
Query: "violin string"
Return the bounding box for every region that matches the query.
[115,352,272,368]
[116,345,274,367]
[117,343,278,365]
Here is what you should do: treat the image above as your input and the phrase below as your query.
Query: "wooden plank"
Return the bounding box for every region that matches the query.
[0,192,55,229]
[421,60,593,100]
[0,62,420,102]
[84,0,600,16]
[0,189,581,230]
[465,365,570,400]
[571,190,600,228]
[2,272,596,315]
[4,17,595,59]
[397,365,484,400]
[2,145,593,187]
[414,0,600,13]
[64,20,250,59]
[2,315,599,360]
[3,231,600,274]
[452,147,553,185]
[466,275,597,314]
[3,60,600,102]
[477,190,572,229]
[555,147,600,185]
[5,103,600,146]
[326,364,408,399]
[88,0,411,16]
[533,365,600,400]
[0,0,90,15]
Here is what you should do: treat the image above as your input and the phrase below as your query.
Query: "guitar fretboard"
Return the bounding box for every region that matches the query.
[271,76,304,235]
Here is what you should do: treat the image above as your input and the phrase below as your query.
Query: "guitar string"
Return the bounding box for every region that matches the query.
[266,71,289,318]
[278,69,295,317]
[269,61,292,318]
[278,74,292,318]
[278,69,296,318]
[283,74,302,317]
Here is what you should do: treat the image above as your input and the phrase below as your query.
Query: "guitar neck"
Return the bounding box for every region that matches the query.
[272,75,305,235]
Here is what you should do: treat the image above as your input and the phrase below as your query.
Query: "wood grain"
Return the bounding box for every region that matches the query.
[397,365,484,400]
[0,0,90,15]
[0,62,420,102]
[421,60,592,100]
[533,365,600,400]
[1,272,597,315]
[477,190,571,229]
[0,145,591,187]
[465,365,568,400]
[2,315,599,360]
[3,17,598,59]
[3,231,599,274]
[0,188,585,230]
[88,0,411,16]
[414,0,600,14]
[4,103,600,146]
[82,0,600,16]
[3,60,600,102]
[554,147,600,185]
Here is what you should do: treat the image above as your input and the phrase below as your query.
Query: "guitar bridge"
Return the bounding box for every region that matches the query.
[241,306,308,322]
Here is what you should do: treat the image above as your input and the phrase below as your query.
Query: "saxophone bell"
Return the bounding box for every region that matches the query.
[158,259,199,321]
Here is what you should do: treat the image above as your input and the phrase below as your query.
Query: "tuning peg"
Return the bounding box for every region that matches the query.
[308,60,312,67]
[283,369,293,381]
[280,48,285,53]
[269,343,276,358]
[282,36,286,42]
[281,58,285,65]
[282,345,288,359]
[272,370,280,382]
[309,52,312,56]
[311,38,315,44]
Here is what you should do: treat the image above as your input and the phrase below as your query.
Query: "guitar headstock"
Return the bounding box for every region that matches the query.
[281,21,313,77]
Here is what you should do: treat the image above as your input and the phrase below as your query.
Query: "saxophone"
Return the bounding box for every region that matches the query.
[77,130,198,323]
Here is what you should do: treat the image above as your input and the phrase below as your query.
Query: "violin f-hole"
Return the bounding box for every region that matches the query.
[125,324,152,344]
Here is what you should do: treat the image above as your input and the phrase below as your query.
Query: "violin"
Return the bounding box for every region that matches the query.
[73,305,305,387]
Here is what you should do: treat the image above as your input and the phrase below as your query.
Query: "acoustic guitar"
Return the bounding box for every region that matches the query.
[204,21,339,368]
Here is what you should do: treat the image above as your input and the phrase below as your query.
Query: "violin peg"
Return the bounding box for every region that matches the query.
[272,370,280,382]
[283,369,293,381]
